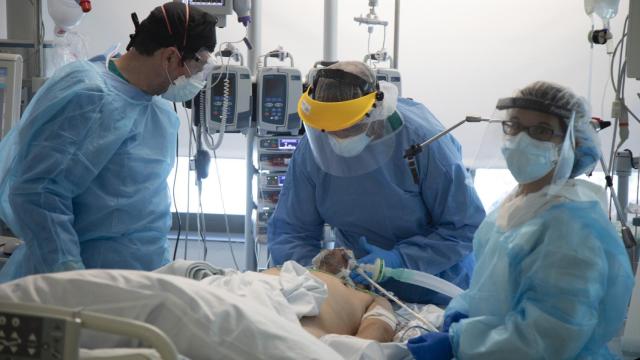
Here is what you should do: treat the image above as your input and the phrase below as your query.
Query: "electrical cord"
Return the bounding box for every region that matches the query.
[172,103,182,261]
[398,325,432,341]
[196,179,209,261]
[183,106,210,261]
[211,149,240,270]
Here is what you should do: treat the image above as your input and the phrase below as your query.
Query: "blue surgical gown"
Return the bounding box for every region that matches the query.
[0,57,178,282]
[445,197,634,359]
[268,98,486,304]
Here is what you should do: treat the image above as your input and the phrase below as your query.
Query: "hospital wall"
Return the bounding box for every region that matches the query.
[1,0,639,166]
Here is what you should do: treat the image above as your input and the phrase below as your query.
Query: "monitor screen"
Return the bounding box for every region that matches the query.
[212,73,235,99]
[278,138,299,150]
[190,0,225,5]
[264,76,286,99]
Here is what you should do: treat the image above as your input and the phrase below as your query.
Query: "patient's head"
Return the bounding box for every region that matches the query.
[312,248,353,275]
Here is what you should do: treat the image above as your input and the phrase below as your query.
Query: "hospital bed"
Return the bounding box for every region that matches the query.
[0,262,434,360]
[0,301,179,360]
[0,300,436,360]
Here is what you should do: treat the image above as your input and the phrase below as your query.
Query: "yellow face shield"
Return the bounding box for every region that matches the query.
[297,89,377,132]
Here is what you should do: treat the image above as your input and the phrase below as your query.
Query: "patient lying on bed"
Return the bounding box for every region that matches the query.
[0,249,397,359]
[263,251,396,342]
[157,247,397,342]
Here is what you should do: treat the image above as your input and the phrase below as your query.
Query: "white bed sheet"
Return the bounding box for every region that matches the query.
[0,262,445,360]
[0,268,342,360]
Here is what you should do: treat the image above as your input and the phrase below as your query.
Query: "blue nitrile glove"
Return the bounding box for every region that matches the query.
[407,332,453,360]
[442,311,468,332]
[350,236,405,285]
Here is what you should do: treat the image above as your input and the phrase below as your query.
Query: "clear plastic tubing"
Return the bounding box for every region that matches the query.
[384,268,464,299]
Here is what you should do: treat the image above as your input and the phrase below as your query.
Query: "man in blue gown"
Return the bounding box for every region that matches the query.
[0,3,217,282]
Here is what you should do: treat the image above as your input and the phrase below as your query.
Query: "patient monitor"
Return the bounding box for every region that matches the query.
[256,50,302,136]
[363,52,401,96]
[192,64,252,132]
[0,54,23,140]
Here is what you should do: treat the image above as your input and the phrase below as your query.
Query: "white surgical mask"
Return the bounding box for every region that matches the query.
[162,66,205,103]
[328,132,372,157]
[501,132,559,184]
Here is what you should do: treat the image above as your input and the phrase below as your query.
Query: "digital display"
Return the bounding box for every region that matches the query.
[190,0,225,5]
[264,76,286,99]
[212,73,234,98]
[211,73,236,124]
[278,138,299,150]
[262,75,287,125]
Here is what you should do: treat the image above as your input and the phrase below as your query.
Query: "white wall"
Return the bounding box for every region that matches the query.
[4,0,640,166]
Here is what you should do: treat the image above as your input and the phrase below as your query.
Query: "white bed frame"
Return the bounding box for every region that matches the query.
[0,301,179,360]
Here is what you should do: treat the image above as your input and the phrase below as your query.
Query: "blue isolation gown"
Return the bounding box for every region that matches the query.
[445,180,634,359]
[268,98,486,304]
[0,56,179,282]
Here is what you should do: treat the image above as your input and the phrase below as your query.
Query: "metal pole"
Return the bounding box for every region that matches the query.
[393,0,400,68]
[616,151,632,219]
[244,0,261,271]
[247,0,261,74]
[34,0,44,78]
[323,0,338,62]
[244,128,256,271]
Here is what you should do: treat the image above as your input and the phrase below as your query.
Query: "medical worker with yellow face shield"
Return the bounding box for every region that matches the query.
[267,61,486,304]
[407,81,634,359]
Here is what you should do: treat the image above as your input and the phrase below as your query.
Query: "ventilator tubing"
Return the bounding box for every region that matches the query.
[362,263,464,299]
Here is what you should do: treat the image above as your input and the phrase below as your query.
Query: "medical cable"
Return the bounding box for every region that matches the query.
[201,56,230,151]
[211,149,240,270]
[172,123,182,261]
[196,180,208,260]
[607,19,628,166]
[183,107,203,260]
[398,325,432,341]
[354,267,438,332]
[185,106,210,261]
[394,311,413,324]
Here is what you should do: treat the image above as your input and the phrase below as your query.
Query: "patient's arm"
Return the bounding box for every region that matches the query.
[355,295,396,342]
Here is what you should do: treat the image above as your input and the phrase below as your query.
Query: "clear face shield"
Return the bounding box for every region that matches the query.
[298,68,401,177]
[162,48,214,102]
[472,97,576,196]
[185,48,216,80]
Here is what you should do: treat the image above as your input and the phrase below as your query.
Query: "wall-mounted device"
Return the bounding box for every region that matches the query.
[364,51,401,96]
[253,136,301,246]
[0,53,23,140]
[183,0,252,28]
[192,46,252,132]
[256,49,302,136]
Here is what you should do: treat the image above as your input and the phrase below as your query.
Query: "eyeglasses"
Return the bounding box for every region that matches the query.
[501,120,564,142]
